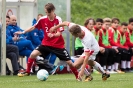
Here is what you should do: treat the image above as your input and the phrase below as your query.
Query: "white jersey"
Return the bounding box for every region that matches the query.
[68,23,99,60]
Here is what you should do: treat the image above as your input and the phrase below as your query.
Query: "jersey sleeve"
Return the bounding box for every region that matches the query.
[34,19,42,30]
[58,17,64,32]
[83,39,94,55]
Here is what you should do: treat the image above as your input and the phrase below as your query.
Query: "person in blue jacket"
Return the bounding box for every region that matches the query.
[7,15,34,62]
[6,16,25,75]
[27,14,44,48]
[27,14,57,64]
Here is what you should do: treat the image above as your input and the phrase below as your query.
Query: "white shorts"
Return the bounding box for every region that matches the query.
[81,51,98,61]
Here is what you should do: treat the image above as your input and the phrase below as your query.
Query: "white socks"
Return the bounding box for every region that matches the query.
[93,61,105,74]
[121,61,126,69]
[126,61,131,69]
[114,63,119,70]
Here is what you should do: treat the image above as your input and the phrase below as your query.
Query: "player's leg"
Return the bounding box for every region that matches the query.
[18,45,47,76]
[51,47,79,80]
[88,53,110,81]
[73,56,92,81]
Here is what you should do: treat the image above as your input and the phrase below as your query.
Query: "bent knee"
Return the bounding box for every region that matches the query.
[73,63,81,69]
[30,50,41,58]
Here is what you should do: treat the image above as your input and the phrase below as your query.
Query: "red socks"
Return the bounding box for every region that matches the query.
[26,58,35,73]
[70,67,79,79]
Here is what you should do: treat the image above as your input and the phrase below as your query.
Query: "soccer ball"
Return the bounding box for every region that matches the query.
[37,69,49,81]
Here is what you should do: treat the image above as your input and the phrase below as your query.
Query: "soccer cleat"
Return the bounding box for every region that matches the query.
[36,59,45,64]
[115,70,125,73]
[102,73,110,81]
[50,65,64,75]
[18,69,26,73]
[84,75,93,82]
[17,72,30,77]
[50,66,59,75]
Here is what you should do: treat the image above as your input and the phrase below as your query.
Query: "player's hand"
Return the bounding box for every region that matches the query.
[47,33,54,38]
[114,48,119,53]
[78,70,84,81]
[99,47,105,53]
[14,31,23,35]
[13,34,19,41]
[50,26,56,33]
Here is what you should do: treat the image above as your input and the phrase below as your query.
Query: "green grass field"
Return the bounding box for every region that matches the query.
[0,73,133,88]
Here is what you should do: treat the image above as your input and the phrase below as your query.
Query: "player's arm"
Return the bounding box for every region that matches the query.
[78,51,90,79]
[48,31,61,38]
[15,26,35,35]
[50,21,70,32]
[81,52,90,72]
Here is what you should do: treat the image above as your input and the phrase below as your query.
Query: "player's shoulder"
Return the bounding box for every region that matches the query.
[56,16,62,21]
[38,16,47,21]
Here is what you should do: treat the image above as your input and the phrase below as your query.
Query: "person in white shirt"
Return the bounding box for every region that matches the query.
[50,21,110,81]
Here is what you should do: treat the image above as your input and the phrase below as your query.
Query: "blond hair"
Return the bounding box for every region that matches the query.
[103,18,112,23]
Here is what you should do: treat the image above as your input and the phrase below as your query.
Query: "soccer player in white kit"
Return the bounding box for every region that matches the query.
[50,21,110,81]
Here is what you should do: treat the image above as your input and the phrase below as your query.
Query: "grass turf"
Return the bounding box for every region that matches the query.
[0,73,133,88]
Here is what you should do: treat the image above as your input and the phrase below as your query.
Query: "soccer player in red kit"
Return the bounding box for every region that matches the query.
[16,3,79,80]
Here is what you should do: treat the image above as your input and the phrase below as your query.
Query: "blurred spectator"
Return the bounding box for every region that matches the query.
[6,15,24,75]
[7,15,34,62]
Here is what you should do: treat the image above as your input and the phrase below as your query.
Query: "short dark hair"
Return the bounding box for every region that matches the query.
[121,22,128,26]
[38,14,43,17]
[6,15,10,19]
[129,18,133,24]
[112,17,120,23]
[45,3,55,13]
[96,18,103,23]
[84,18,95,26]
[69,25,81,35]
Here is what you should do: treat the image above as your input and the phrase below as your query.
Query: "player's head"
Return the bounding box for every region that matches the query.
[84,18,95,31]
[44,3,55,17]
[102,18,111,30]
[128,18,133,30]
[69,25,82,37]
[120,22,128,33]
[9,15,17,25]
[95,18,103,29]
[6,15,10,26]
[111,17,120,29]
[37,14,43,21]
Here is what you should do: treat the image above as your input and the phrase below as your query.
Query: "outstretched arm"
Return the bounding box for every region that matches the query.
[50,21,70,32]
[15,26,35,35]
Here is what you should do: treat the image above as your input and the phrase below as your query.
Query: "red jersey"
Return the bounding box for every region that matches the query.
[99,28,112,48]
[125,27,133,47]
[108,27,126,48]
[34,15,65,48]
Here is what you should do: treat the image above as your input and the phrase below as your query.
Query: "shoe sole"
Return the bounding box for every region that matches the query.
[84,76,93,82]
[17,73,24,77]
[102,76,107,81]
[102,74,110,81]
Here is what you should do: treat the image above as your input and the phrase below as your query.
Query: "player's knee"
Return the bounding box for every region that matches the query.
[73,63,80,69]
[30,52,38,58]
